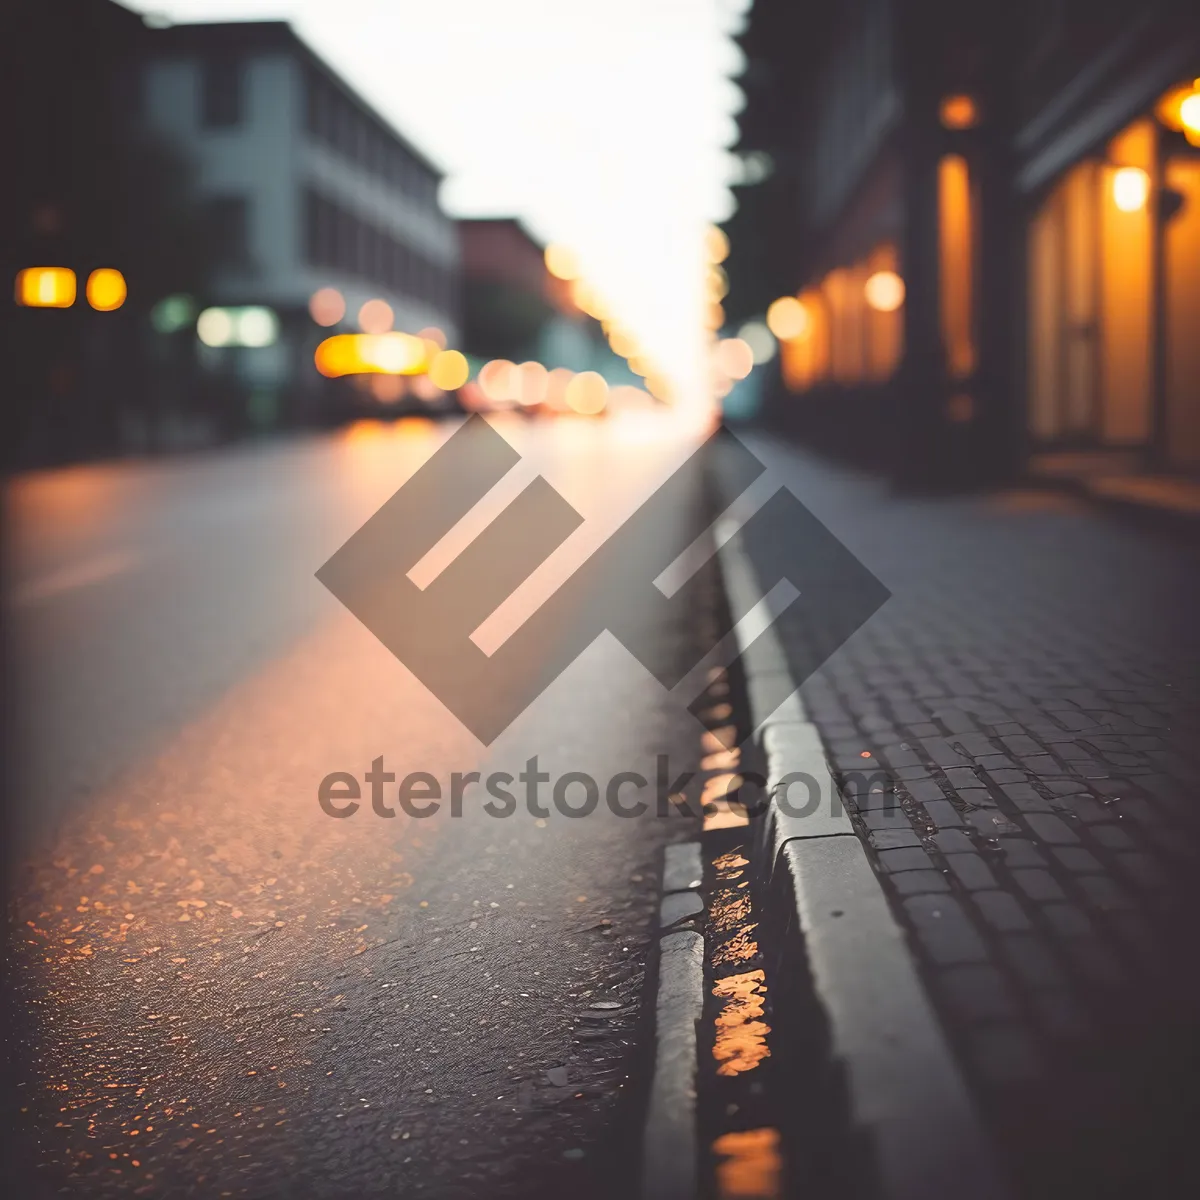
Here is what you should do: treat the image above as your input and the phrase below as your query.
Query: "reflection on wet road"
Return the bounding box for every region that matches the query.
[7,414,713,1198]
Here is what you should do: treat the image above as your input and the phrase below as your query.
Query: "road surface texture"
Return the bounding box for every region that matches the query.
[730,432,1200,1200]
[6,413,721,1199]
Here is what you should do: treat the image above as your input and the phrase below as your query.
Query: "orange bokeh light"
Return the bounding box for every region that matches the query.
[309,287,345,326]
[358,298,394,334]
[86,268,126,312]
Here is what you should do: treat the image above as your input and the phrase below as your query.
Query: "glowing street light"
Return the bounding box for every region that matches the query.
[766,295,808,340]
[309,287,345,326]
[16,267,76,308]
[86,268,127,311]
[197,306,279,348]
[1112,166,1150,213]
[939,95,979,130]
[564,371,608,415]
[544,243,581,281]
[428,349,469,391]
[714,337,754,380]
[864,270,905,313]
[358,299,394,334]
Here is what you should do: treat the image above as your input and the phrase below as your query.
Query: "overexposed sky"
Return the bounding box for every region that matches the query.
[119,0,751,395]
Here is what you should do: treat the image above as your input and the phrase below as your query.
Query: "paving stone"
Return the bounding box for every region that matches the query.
[877,846,934,873]
[1074,874,1134,911]
[922,800,965,828]
[868,828,922,850]
[1050,847,1103,874]
[974,890,1032,933]
[1010,868,1066,903]
[904,895,989,964]
[906,778,948,804]
[1089,823,1136,851]
[932,829,975,854]
[939,964,1019,1021]
[890,869,951,895]
[1042,904,1093,938]
[946,853,999,891]
[1000,784,1052,812]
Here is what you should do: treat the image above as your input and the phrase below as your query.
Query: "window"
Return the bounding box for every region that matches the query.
[203,195,250,267]
[202,56,243,128]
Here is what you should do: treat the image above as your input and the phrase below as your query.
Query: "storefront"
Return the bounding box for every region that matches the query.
[1026,78,1200,472]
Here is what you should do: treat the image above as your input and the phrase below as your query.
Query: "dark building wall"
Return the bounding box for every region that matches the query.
[727,0,1200,488]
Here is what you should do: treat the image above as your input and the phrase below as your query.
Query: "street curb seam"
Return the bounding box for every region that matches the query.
[640,842,705,1200]
[717,522,1011,1200]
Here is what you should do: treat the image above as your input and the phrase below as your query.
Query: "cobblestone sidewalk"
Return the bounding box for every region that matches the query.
[735,432,1200,1200]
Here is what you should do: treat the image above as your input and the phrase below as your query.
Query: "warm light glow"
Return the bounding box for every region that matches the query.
[940,155,976,378]
[197,307,236,347]
[564,370,608,415]
[85,268,126,312]
[358,299,394,334]
[940,95,979,130]
[714,337,754,380]
[544,243,581,281]
[864,270,905,312]
[478,359,518,403]
[198,306,278,348]
[16,267,76,308]
[766,295,808,341]
[1156,79,1200,146]
[704,302,725,331]
[314,332,429,377]
[609,328,638,358]
[707,265,729,301]
[545,367,574,409]
[236,307,278,348]
[371,374,405,403]
[705,225,730,264]
[417,325,447,348]
[517,360,549,405]
[428,348,468,391]
[1181,93,1200,143]
[570,278,608,320]
[737,320,776,364]
[309,287,345,326]
[1112,166,1151,213]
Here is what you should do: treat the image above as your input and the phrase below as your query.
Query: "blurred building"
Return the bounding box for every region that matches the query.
[727,0,1200,490]
[2,2,460,466]
[2,0,201,466]
[457,218,612,373]
[140,19,460,429]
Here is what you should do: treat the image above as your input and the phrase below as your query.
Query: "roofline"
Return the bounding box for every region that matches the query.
[143,19,444,179]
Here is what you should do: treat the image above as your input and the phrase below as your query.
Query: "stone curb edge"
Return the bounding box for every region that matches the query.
[716,519,1011,1200]
[639,842,705,1200]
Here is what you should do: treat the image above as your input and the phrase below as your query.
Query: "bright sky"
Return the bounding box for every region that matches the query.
[119,0,750,397]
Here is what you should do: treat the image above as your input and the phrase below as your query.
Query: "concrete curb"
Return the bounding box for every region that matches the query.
[717,527,1010,1200]
[640,842,705,1200]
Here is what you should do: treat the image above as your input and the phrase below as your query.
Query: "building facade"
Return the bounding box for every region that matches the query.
[727,0,1200,489]
[457,218,613,372]
[140,20,460,426]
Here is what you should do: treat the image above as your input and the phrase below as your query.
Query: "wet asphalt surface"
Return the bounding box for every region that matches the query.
[5,414,715,1199]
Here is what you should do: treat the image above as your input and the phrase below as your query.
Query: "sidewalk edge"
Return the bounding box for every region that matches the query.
[639,843,705,1200]
[717,522,1010,1200]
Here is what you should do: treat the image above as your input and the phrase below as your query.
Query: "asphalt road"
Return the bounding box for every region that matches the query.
[6,413,716,1199]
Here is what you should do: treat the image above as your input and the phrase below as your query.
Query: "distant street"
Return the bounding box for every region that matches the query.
[6,414,713,1199]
